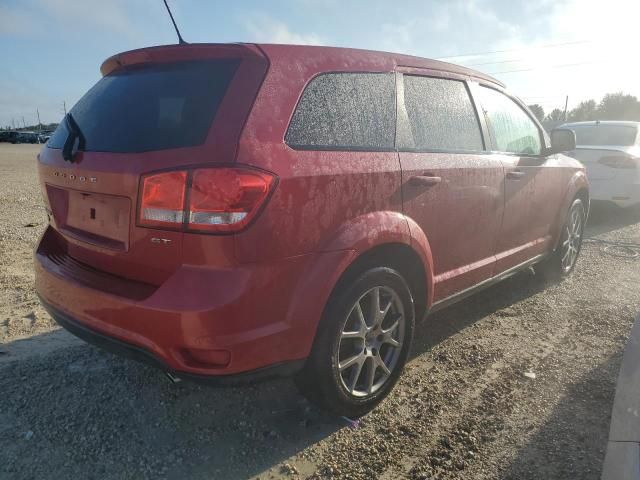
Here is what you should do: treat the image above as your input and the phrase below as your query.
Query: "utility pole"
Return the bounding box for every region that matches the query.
[37,109,42,133]
[563,95,569,122]
[63,101,67,116]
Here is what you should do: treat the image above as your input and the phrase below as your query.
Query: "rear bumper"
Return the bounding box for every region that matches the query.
[35,226,351,378]
[41,298,304,384]
[589,179,640,208]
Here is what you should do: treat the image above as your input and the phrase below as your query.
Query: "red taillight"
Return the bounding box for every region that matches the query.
[140,171,187,228]
[189,168,275,232]
[139,167,275,233]
[598,156,638,169]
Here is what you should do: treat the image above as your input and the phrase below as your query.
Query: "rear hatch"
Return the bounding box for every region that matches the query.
[570,146,639,180]
[38,44,268,285]
[566,123,639,180]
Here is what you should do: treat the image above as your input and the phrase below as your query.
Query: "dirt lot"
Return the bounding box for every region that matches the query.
[1,143,640,479]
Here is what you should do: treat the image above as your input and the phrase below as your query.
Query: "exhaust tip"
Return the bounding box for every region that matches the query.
[164,371,182,384]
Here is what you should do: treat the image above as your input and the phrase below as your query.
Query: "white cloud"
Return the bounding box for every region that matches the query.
[380,21,418,55]
[35,0,138,38]
[243,14,323,45]
[0,0,142,40]
[380,0,522,58]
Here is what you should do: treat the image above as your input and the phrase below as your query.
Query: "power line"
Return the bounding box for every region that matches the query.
[523,99,566,103]
[520,96,564,105]
[521,95,569,99]
[466,58,526,67]
[487,60,600,75]
[466,50,604,68]
[436,40,591,60]
[523,103,568,108]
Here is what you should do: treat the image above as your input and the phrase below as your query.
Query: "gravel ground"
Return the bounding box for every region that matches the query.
[0,144,58,342]
[1,143,640,479]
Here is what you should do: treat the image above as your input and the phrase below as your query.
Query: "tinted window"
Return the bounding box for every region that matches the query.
[48,60,239,153]
[568,124,638,146]
[477,87,542,155]
[286,73,395,150]
[402,76,483,151]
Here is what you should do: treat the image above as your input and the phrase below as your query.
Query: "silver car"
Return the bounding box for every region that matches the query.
[561,121,640,208]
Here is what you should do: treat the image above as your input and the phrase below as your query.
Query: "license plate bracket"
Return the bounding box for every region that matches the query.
[62,190,131,251]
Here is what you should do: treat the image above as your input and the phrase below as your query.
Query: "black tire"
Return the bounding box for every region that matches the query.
[295,267,415,417]
[537,198,586,279]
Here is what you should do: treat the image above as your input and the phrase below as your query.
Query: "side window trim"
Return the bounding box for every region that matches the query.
[466,80,491,152]
[394,71,413,150]
[395,73,489,154]
[475,84,546,157]
[282,144,397,152]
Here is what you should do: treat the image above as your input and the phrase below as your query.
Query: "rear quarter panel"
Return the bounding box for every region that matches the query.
[234,146,403,262]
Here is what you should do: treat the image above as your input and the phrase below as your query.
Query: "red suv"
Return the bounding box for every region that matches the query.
[35,44,588,416]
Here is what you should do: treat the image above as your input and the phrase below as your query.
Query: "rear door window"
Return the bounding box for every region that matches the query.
[48,60,239,153]
[400,75,484,151]
[477,86,542,155]
[285,72,396,150]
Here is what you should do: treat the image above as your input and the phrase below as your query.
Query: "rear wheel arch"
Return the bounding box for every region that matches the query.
[286,212,434,360]
[327,242,429,324]
[317,211,435,312]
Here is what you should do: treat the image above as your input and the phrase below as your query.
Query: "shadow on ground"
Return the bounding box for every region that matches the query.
[414,268,547,356]
[1,341,340,479]
[500,354,622,479]
[585,201,640,237]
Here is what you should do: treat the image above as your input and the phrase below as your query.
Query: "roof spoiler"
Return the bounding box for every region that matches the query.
[100,43,266,76]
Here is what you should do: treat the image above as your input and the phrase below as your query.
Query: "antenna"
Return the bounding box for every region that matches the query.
[162,0,187,45]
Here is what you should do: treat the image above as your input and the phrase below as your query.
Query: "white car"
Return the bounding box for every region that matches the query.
[561,121,640,208]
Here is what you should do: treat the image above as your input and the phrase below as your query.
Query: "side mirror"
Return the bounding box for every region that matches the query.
[550,128,576,153]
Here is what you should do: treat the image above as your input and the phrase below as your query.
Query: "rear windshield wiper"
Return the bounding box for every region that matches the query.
[62,113,86,162]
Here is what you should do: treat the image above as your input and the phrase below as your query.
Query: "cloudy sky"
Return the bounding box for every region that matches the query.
[1,0,638,127]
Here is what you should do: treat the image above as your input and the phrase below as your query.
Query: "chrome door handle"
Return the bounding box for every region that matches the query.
[408,175,442,187]
[506,170,525,180]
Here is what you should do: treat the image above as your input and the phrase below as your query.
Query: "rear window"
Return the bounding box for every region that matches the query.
[568,124,638,147]
[285,72,396,150]
[48,60,239,153]
[401,75,483,151]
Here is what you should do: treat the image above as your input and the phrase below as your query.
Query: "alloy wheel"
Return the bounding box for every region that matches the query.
[561,206,584,272]
[335,286,405,398]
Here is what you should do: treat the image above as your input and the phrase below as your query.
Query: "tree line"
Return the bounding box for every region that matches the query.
[528,92,640,126]
[1,122,58,132]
